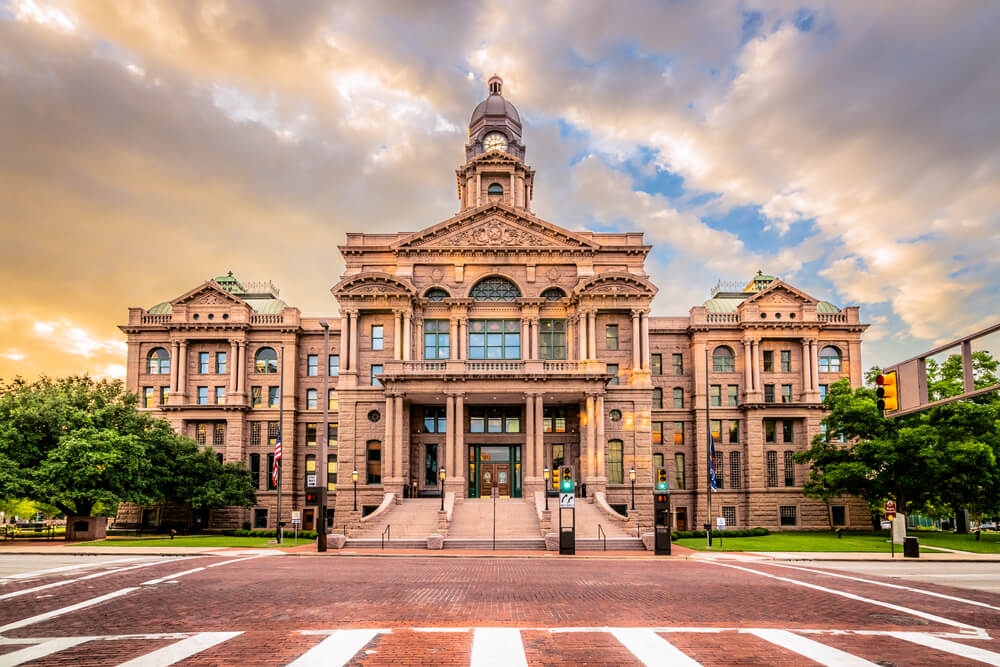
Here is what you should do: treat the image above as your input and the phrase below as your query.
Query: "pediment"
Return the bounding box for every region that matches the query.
[395,204,599,252]
[172,281,247,307]
[576,272,657,297]
[332,272,416,297]
[740,280,818,307]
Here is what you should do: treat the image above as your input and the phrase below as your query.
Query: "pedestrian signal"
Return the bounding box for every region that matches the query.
[559,465,573,492]
[876,370,899,415]
[655,467,669,491]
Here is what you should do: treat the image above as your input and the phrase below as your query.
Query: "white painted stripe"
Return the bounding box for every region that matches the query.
[0,637,93,665]
[288,629,382,666]
[610,628,701,666]
[206,554,265,567]
[0,557,144,581]
[890,632,1000,665]
[141,567,205,585]
[470,628,528,667]
[767,563,1000,612]
[747,629,879,666]
[708,561,981,632]
[0,587,137,633]
[116,631,241,666]
[0,559,187,601]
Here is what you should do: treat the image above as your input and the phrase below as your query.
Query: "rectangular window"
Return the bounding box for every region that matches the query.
[780,350,791,372]
[673,388,684,408]
[710,385,721,407]
[329,355,339,376]
[505,411,521,433]
[306,388,317,409]
[160,387,169,405]
[780,505,797,526]
[424,444,438,486]
[728,420,739,444]
[328,390,338,411]
[366,441,381,484]
[254,508,268,528]
[306,423,317,447]
[423,319,450,360]
[652,388,663,409]
[651,353,662,375]
[470,413,484,433]
[672,353,683,375]
[605,323,619,350]
[307,354,318,376]
[371,324,384,351]
[607,363,619,385]
[653,452,664,468]
[783,421,794,443]
[539,319,566,360]
[327,453,338,492]
[488,416,502,433]
[607,440,623,484]
[831,505,846,526]
[199,352,210,374]
[713,450,723,489]
[268,386,279,407]
[763,350,774,372]
[250,422,261,447]
[673,421,684,445]
[729,451,741,489]
[766,451,778,487]
[249,453,261,489]
[727,385,738,407]
[764,384,775,403]
[251,386,263,408]
[543,406,567,433]
[652,421,663,444]
[327,422,338,446]
[215,386,225,405]
[784,451,795,486]
[710,419,721,443]
[267,453,276,490]
[821,423,829,440]
[781,384,792,403]
[267,421,279,446]
[213,423,225,447]
[371,365,383,386]
[194,423,207,446]
[216,352,227,374]
[469,407,520,434]
[674,453,685,490]
[722,506,737,528]
[142,387,154,408]
[423,406,447,433]
[304,454,316,491]
[765,419,776,443]
[197,386,208,405]
[468,320,520,359]
[819,384,828,401]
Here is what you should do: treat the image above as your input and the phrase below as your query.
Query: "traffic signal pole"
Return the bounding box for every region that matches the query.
[318,321,329,552]
[704,348,713,549]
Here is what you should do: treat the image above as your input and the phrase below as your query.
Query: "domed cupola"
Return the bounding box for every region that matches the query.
[466,75,526,160]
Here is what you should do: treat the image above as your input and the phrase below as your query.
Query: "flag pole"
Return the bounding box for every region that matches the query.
[705,347,713,549]
[277,345,284,544]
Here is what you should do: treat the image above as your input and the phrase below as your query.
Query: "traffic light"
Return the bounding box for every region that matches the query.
[876,370,899,415]
[655,467,669,491]
[304,487,326,506]
[559,465,573,493]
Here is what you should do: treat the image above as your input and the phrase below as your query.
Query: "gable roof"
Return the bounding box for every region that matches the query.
[740,279,819,307]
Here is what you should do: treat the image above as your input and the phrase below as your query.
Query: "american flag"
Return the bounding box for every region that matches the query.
[271,432,282,486]
[709,434,717,491]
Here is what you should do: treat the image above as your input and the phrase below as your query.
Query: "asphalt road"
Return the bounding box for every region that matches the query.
[0,553,998,665]
[790,560,1000,594]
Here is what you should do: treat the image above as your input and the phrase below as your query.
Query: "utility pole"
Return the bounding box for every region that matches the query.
[318,321,330,552]
[705,348,713,549]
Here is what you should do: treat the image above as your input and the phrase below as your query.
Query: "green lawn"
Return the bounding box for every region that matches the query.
[77,534,314,548]
[672,530,972,553]
[908,530,1000,554]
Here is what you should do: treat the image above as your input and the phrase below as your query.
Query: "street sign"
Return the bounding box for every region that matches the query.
[291,511,301,524]
[716,517,726,530]
[306,474,317,487]
[559,492,575,508]
[885,500,896,520]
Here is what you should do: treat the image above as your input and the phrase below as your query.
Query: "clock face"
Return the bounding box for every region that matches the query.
[483,132,507,152]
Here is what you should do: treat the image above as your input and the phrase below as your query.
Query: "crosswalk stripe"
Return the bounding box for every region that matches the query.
[116,631,242,666]
[890,632,1000,665]
[471,628,528,667]
[747,629,879,666]
[610,628,701,666]
[0,637,93,666]
[0,587,138,633]
[287,629,382,667]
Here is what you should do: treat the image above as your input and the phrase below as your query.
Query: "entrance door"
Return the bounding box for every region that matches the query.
[676,507,688,532]
[480,463,512,497]
[303,509,315,532]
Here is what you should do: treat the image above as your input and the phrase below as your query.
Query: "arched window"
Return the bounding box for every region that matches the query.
[819,346,842,372]
[424,287,449,302]
[366,440,382,484]
[488,183,503,196]
[147,347,170,375]
[254,347,278,374]
[470,276,521,301]
[540,287,566,301]
[712,346,735,373]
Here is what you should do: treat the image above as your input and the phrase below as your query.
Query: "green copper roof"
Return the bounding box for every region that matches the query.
[148,273,286,314]
[704,271,841,314]
[149,301,172,314]
[817,300,840,313]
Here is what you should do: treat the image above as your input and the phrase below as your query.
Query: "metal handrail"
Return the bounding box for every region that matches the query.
[381,524,391,550]
[597,524,607,551]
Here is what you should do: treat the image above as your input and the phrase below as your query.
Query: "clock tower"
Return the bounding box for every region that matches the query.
[456,75,535,212]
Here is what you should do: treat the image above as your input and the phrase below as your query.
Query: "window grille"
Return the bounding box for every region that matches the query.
[469,276,521,301]
[766,451,778,487]
[729,451,741,489]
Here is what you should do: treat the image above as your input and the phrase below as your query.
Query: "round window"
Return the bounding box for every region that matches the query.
[609,409,622,422]
[760,313,767,319]
[367,410,381,423]
[789,312,796,319]
[192,313,199,320]
[774,312,782,319]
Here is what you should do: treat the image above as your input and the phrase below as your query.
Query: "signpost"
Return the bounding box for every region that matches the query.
[558,465,575,555]
[716,516,726,552]
[653,468,671,555]
[306,474,317,488]
[886,500,897,559]
[291,510,301,545]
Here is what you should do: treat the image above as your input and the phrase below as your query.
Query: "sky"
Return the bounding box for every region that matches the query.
[1,0,998,381]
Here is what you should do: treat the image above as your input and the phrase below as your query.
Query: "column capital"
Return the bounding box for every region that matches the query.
[445,390,466,398]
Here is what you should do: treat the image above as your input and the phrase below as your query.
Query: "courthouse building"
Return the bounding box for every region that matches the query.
[121,76,870,538]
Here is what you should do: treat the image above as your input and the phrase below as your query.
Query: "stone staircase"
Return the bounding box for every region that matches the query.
[571,499,645,551]
[444,498,545,550]
[343,498,441,549]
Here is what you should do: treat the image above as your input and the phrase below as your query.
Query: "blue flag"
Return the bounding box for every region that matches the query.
[709,434,717,491]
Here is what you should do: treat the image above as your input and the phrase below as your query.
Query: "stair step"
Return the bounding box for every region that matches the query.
[575,538,646,551]
[443,538,546,550]
[343,538,427,549]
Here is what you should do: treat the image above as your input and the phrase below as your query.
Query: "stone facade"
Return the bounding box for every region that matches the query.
[119,77,869,534]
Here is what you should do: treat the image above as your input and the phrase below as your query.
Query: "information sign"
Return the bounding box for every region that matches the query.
[291,511,301,524]
[716,517,726,530]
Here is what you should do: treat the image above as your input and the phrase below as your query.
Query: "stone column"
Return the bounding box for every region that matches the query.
[394,395,404,480]
[525,393,535,485]
[393,311,401,361]
[383,395,394,484]
[811,339,820,393]
[588,311,597,360]
[802,338,812,392]
[455,393,464,489]
[743,338,753,393]
[595,395,605,485]
[402,313,411,362]
[459,318,468,360]
[170,341,180,393]
[177,342,188,398]
[578,312,588,361]
[229,340,238,390]
[521,318,530,360]
[631,310,641,370]
[641,310,651,371]
[449,319,458,361]
[475,174,481,207]
[236,342,246,395]
[567,315,576,361]
[585,394,596,480]
[445,394,455,478]
[534,394,544,478]
[531,319,539,360]
[349,311,359,372]
[751,339,760,392]
[340,314,349,372]
[415,318,424,361]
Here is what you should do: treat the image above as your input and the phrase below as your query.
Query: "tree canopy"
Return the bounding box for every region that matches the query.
[0,376,255,518]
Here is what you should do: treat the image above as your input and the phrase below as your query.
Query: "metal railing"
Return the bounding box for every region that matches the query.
[597,524,607,551]
[381,524,391,550]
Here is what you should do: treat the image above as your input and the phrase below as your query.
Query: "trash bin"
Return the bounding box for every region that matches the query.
[903,536,919,558]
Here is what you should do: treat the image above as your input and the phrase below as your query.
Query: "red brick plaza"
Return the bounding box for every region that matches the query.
[1,553,998,665]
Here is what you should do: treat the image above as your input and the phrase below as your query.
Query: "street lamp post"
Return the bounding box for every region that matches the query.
[542,468,550,511]
[439,467,446,511]
[629,467,636,510]
[352,469,358,512]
